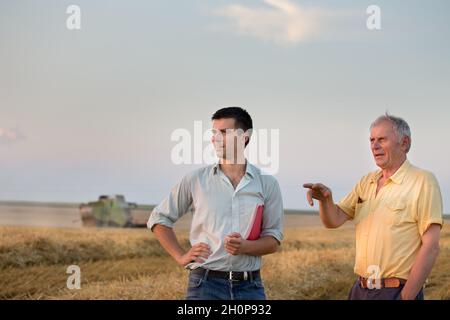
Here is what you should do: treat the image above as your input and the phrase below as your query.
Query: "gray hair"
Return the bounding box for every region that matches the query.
[370,112,412,153]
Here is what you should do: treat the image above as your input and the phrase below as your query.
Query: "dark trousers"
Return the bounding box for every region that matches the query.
[348,280,424,300]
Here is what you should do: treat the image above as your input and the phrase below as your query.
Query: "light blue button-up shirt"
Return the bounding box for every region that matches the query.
[147,162,284,272]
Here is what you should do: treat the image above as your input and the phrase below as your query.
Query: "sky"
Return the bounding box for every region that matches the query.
[1,0,449,211]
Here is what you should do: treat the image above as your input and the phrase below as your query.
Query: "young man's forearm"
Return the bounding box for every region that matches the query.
[152,224,186,263]
[242,236,279,256]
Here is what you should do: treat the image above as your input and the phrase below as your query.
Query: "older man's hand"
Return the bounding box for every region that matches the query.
[303,183,333,206]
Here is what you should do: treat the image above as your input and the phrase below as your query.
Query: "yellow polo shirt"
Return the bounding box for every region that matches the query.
[338,160,443,280]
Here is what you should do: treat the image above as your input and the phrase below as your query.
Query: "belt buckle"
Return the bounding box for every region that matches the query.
[229,271,249,281]
[229,271,248,282]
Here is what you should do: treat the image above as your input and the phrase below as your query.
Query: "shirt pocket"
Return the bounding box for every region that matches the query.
[384,199,407,226]
[354,200,370,225]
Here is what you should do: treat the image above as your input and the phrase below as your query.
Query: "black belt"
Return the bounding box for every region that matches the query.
[191,267,260,282]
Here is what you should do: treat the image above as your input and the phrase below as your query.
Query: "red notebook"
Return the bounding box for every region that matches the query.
[244,204,264,240]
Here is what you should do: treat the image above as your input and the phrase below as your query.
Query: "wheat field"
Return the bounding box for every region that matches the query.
[0,218,449,300]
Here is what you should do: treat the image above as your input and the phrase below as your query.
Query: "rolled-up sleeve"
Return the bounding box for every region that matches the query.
[337,175,369,220]
[337,184,359,220]
[260,178,284,244]
[147,174,193,231]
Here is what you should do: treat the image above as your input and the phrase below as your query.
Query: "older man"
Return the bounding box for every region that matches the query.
[304,114,443,300]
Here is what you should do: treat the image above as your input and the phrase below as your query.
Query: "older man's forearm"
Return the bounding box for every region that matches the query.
[401,241,440,300]
[319,199,348,229]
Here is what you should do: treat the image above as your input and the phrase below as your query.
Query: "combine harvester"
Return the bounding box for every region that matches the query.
[79,195,152,228]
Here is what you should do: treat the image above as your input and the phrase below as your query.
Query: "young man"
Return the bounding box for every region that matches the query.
[304,113,443,300]
[148,107,284,300]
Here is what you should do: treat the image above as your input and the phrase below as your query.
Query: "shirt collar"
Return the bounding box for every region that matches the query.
[213,160,255,178]
[370,159,411,185]
[389,159,411,184]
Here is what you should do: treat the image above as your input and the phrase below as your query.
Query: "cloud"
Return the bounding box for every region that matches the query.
[0,127,26,145]
[214,0,327,45]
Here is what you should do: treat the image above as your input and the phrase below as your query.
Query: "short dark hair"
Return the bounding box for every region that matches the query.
[211,107,253,146]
